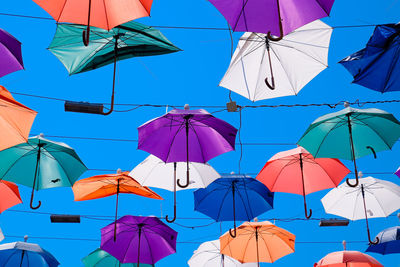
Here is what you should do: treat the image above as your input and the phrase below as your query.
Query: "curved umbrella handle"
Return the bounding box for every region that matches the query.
[177,162,190,188]
[82,27,90,46]
[265,77,275,89]
[366,146,377,159]
[229,227,237,238]
[369,236,379,245]
[165,205,177,223]
[30,190,41,210]
[305,208,312,219]
[267,0,284,42]
[346,177,359,187]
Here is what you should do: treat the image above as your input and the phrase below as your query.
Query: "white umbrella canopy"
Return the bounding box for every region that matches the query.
[321,176,400,244]
[188,240,258,267]
[219,20,332,101]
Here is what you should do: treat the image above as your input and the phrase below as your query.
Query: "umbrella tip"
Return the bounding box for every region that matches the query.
[39,133,44,138]
[397,212,400,221]
[342,240,346,250]
[344,101,350,108]
[254,217,258,222]
[24,235,28,242]
[358,171,363,178]
[117,168,122,174]
[184,104,190,110]
[230,171,235,175]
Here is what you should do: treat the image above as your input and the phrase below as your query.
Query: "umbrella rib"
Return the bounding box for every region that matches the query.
[141,230,156,264]
[235,181,254,220]
[258,231,274,263]
[240,231,256,262]
[215,185,234,221]
[269,45,298,95]
[0,148,38,180]
[102,0,110,30]
[314,0,330,15]
[353,117,393,150]
[312,120,345,158]
[2,248,21,266]
[268,157,300,192]
[164,121,186,162]
[72,39,115,73]
[188,121,207,162]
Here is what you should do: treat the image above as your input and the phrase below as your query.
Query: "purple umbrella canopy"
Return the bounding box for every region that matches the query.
[138,106,237,188]
[0,28,24,78]
[208,0,335,40]
[101,216,177,266]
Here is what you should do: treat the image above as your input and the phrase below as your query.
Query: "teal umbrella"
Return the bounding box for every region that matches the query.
[82,249,154,267]
[298,106,400,187]
[48,21,180,115]
[0,134,87,209]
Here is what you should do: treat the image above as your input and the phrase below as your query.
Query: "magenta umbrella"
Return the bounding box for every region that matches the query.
[138,106,237,189]
[208,0,335,41]
[0,28,23,78]
[101,215,177,267]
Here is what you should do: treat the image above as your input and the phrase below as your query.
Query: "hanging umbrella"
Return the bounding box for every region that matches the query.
[0,180,22,213]
[366,226,400,255]
[48,21,180,115]
[220,221,295,266]
[219,20,332,101]
[256,146,350,219]
[101,215,177,267]
[33,0,153,45]
[0,237,59,267]
[0,134,87,209]
[0,86,37,151]
[129,155,220,223]
[194,174,274,237]
[315,249,383,267]
[207,0,335,40]
[138,106,237,188]
[321,176,400,244]
[72,169,162,240]
[188,239,258,267]
[0,228,3,242]
[298,106,400,187]
[339,24,400,93]
[82,248,154,267]
[0,28,23,78]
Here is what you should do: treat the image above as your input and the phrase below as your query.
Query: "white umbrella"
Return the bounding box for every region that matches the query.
[219,20,332,101]
[129,155,220,222]
[188,240,257,267]
[322,176,400,244]
[0,227,3,242]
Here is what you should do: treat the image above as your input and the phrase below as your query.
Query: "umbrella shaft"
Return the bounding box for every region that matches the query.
[137,226,142,267]
[346,115,359,179]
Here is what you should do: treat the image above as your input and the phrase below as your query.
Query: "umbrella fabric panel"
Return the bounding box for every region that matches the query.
[0,28,23,78]
[194,177,274,221]
[129,155,220,191]
[208,0,334,35]
[82,248,154,267]
[48,22,180,75]
[33,0,152,31]
[321,177,400,220]
[315,250,383,266]
[0,180,22,213]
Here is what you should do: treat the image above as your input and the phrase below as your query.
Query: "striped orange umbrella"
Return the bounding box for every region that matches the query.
[72,170,163,240]
[0,180,22,213]
[220,221,295,266]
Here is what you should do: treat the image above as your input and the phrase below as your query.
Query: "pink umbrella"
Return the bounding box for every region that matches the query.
[256,146,350,219]
[315,250,383,267]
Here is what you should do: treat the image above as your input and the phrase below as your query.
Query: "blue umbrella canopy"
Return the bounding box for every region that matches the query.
[0,241,59,267]
[194,174,274,237]
[366,226,400,255]
[339,24,400,93]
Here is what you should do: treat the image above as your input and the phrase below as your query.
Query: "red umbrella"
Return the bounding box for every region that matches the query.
[256,146,350,219]
[0,180,22,213]
[315,250,383,267]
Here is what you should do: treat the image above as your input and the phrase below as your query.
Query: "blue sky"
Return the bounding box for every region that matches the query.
[1,0,400,266]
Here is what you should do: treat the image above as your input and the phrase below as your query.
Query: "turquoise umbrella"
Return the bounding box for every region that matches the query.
[82,249,154,267]
[298,106,400,187]
[48,21,180,115]
[0,134,87,209]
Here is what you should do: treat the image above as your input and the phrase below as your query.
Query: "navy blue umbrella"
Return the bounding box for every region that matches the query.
[194,174,274,237]
[366,226,400,255]
[339,24,400,93]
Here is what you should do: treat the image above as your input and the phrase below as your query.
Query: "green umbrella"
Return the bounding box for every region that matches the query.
[0,134,87,209]
[298,106,400,187]
[48,21,180,115]
[82,249,154,267]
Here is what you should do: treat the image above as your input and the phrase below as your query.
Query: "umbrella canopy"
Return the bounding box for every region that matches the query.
[48,21,180,115]
[0,28,23,78]
[0,228,3,242]
[129,154,220,222]
[366,226,400,255]
[194,174,274,237]
[0,180,22,213]
[0,86,37,151]
[207,0,335,40]
[298,106,400,187]
[0,241,60,267]
[322,177,400,244]
[82,248,154,267]
[188,240,258,267]
[315,250,383,267]
[339,24,400,93]
[220,221,295,265]
[219,20,332,101]
[0,134,87,209]
[138,106,237,188]
[101,215,177,267]
[256,146,350,219]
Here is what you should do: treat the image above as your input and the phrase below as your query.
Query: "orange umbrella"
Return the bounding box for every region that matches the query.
[0,85,37,151]
[72,170,163,240]
[33,0,153,45]
[220,220,295,266]
[0,180,22,213]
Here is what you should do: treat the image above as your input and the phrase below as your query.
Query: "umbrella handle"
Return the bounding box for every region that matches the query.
[165,205,177,223]
[346,177,359,187]
[366,146,377,159]
[82,27,90,46]
[305,208,312,219]
[30,190,41,210]
[265,77,275,89]
[229,227,237,238]
[267,0,284,41]
[177,161,190,188]
[369,236,379,245]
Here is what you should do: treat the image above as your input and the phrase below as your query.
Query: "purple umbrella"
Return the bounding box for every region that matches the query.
[0,28,24,78]
[138,105,237,190]
[101,215,177,267]
[208,0,335,41]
